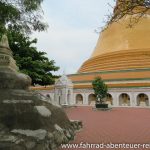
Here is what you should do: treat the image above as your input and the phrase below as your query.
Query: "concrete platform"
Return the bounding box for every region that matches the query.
[60,106,150,150]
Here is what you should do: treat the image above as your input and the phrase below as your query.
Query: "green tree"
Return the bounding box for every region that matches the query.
[0,0,59,86]
[7,30,59,86]
[92,77,108,104]
[0,0,48,39]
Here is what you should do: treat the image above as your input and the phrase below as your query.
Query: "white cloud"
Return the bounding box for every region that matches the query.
[33,26,98,74]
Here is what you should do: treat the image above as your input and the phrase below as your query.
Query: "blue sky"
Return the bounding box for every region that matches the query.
[33,0,115,75]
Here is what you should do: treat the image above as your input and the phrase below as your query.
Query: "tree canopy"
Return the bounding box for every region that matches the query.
[0,0,60,86]
[92,77,108,104]
[7,30,59,86]
[0,0,48,39]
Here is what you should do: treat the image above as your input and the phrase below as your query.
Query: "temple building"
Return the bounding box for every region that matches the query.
[33,0,150,107]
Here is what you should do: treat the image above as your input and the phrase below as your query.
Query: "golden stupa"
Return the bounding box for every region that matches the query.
[31,0,150,108]
[68,0,150,89]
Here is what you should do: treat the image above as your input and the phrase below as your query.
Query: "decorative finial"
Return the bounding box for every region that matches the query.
[0,35,10,49]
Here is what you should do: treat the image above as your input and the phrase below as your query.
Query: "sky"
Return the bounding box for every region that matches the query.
[33,0,115,75]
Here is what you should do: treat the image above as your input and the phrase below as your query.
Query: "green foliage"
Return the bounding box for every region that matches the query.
[92,77,108,104]
[0,0,59,86]
[7,30,59,86]
[0,0,48,39]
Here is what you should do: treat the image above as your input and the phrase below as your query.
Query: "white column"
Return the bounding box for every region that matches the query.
[65,88,68,104]
[82,93,87,105]
[69,89,74,105]
[84,93,89,105]
[73,93,76,105]
[147,93,150,106]
[133,93,138,107]
[112,93,119,107]
[130,92,136,107]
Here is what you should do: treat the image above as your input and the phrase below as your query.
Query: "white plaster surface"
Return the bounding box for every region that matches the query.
[11,129,47,140]
[54,124,63,133]
[35,106,51,117]
[3,100,33,103]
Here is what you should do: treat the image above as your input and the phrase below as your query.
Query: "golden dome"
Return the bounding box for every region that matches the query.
[78,11,150,73]
[91,16,150,58]
[68,1,150,89]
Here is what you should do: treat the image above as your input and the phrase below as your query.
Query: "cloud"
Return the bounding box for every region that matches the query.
[33,26,98,74]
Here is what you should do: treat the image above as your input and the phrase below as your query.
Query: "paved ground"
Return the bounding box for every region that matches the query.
[60,107,150,150]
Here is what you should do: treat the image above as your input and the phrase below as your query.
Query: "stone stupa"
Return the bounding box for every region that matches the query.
[0,35,82,150]
[0,35,32,95]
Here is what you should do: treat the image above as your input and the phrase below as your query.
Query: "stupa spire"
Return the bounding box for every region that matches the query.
[0,35,18,72]
[0,35,10,49]
[114,0,133,14]
[114,0,148,15]
[0,35,13,56]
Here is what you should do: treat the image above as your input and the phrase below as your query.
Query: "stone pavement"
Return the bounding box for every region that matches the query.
[60,107,150,150]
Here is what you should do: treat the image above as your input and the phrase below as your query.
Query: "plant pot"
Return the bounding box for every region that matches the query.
[95,103,108,108]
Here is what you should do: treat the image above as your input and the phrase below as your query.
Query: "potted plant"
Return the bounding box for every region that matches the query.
[92,77,108,108]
